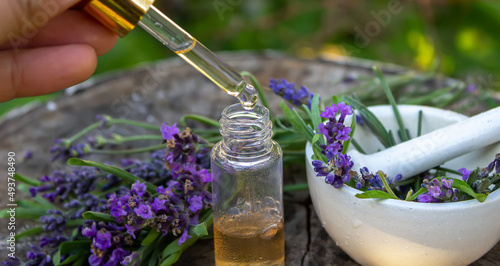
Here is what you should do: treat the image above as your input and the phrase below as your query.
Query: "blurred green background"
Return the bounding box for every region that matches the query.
[2,0,499,117]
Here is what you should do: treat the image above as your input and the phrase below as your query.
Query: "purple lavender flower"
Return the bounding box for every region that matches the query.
[96,114,112,129]
[356,167,402,192]
[151,197,167,212]
[84,221,132,266]
[49,140,90,162]
[93,229,112,250]
[312,102,355,189]
[39,235,68,248]
[336,127,352,141]
[466,83,477,93]
[458,168,472,181]
[135,203,153,219]
[122,252,141,266]
[337,102,353,123]
[188,195,203,212]
[321,104,338,119]
[26,245,52,266]
[312,160,329,176]
[83,222,98,238]
[416,193,440,203]
[108,248,131,265]
[131,180,147,197]
[1,257,21,266]
[40,210,66,232]
[161,122,180,140]
[178,230,192,245]
[417,178,461,203]
[24,150,33,160]
[269,78,316,109]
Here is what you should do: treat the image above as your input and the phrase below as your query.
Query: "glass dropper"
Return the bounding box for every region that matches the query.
[82,0,258,110]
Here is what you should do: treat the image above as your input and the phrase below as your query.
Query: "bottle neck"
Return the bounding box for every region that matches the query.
[219,104,273,158]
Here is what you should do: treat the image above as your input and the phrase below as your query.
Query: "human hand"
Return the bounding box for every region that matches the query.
[0,0,118,103]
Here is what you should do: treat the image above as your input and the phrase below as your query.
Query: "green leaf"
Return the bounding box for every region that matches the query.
[59,240,91,255]
[310,94,323,144]
[0,207,47,219]
[241,71,271,112]
[180,114,220,128]
[388,130,397,146]
[332,95,339,105]
[161,239,183,258]
[466,168,481,186]
[373,66,408,142]
[68,158,157,194]
[292,108,315,140]
[66,219,86,227]
[160,251,182,266]
[311,134,320,146]
[73,254,89,266]
[351,139,366,154]
[377,171,399,199]
[82,211,115,223]
[312,143,327,162]
[15,226,43,240]
[355,190,398,200]
[345,96,392,148]
[408,187,427,201]
[452,178,487,202]
[161,235,199,265]
[17,199,52,210]
[280,101,314,142]
[14,173,41,186]
[53,250,61,265]
[57,253,82,266]
[149,242,162,266]
[417,110,423,137]
[191,223,208,237]
[142,237,161,264]
[142,229,161,246]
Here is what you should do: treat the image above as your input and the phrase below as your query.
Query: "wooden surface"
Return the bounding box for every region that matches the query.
[1,51,499,265]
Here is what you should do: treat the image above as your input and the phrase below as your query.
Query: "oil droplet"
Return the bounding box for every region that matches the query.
[237,84,259,110]
[351,219,362,228]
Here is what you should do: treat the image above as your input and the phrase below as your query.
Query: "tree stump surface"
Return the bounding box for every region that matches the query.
[1,51,498,265]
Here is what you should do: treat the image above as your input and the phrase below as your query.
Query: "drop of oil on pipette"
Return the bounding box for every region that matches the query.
[237,84,259,110]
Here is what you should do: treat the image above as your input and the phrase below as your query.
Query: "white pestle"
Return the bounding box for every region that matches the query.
[348,106,500,179]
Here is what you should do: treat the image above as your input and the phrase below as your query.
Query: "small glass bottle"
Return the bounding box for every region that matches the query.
[211,104,284,266]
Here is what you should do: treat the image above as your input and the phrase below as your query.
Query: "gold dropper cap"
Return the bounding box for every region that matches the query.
[82,0,155,37]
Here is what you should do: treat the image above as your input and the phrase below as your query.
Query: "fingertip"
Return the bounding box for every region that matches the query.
[61,44,98,83]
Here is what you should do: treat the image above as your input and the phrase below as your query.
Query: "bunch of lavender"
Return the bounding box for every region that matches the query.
[2,117,213,266]
[310,102,356,188]
[82,124,212,265]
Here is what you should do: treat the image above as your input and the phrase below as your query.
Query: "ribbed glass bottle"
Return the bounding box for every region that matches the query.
[211,104,284,266]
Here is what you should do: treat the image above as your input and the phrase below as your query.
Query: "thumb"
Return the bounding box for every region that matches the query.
[0,0,81,45]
